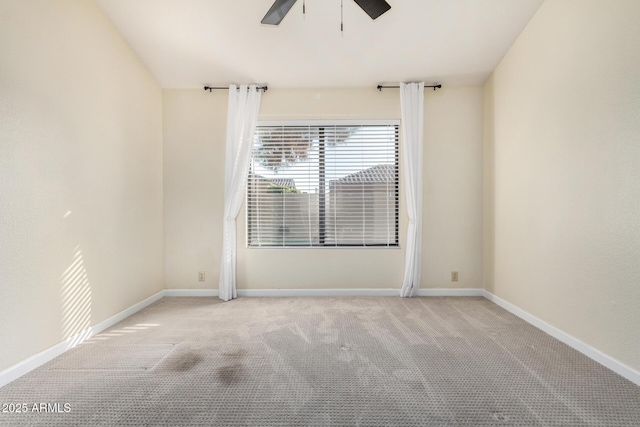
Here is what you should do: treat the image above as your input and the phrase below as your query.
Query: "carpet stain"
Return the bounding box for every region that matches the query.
[164,351,203,372]
[217,363,246,385]
[217,348,248,384]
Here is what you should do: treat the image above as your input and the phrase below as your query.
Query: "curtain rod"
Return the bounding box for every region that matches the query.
[204,85,268,92]
[377,84,442,91]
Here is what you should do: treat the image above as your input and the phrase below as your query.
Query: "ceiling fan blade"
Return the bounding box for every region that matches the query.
[353,0,391,19]
[261,0,298,25]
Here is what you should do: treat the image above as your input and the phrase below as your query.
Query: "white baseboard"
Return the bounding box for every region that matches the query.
[417,288,484,297]
[236,288,483,297]
[236,288,400,297]
[164,289,219,297]
[163,288,483,298]
[0,290,164,388]
[483,290,640,387]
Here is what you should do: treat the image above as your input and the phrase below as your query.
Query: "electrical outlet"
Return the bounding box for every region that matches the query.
[198,272,205,282]
[451,271,459,282]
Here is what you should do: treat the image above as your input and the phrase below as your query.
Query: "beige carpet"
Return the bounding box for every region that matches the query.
[1,296,639,426]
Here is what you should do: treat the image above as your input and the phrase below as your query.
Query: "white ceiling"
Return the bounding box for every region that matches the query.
[96,0,544,89]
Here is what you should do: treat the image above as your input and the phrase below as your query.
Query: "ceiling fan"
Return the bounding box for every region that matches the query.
[261,0,391,25]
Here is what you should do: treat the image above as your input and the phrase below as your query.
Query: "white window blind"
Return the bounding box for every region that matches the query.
[247,122,399,247]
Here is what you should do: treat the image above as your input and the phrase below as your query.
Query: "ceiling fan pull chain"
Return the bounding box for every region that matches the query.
[341,0,344,32]
[303,0,305,16]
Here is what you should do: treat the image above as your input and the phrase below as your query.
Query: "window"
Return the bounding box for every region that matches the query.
[247,121,399,247]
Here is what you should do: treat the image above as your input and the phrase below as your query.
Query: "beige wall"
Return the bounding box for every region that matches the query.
[163,89,226,290]
[0,1,164,372]
[484,0,640,371]
[163,87,483,290]
[423,87,484,289]
[483,76,495,293]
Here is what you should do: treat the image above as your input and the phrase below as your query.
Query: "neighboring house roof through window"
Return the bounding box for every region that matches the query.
[332,164,395,184]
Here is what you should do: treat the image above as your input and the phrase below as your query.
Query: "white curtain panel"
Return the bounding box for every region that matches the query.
[400,82,424,297]
[219,84,262,301]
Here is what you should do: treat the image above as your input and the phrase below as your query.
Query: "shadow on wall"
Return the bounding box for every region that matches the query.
[60,245,93,347]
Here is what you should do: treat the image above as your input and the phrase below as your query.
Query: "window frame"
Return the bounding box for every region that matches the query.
[246,120,401,249]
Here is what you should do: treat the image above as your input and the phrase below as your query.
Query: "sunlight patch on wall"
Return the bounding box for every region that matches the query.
[60,245,93,347]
